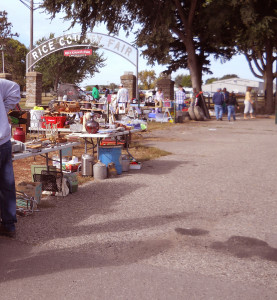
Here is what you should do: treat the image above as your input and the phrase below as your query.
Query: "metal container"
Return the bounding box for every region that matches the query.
[81,154,94,176]
[93,161,107,180]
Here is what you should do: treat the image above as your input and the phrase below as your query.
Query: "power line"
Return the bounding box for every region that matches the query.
[19,0,31,10]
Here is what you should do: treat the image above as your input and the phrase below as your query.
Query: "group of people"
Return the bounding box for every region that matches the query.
[212,87,255,121]
[154,85,187,113]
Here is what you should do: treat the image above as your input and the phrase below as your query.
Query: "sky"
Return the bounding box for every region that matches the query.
[2,0,258,87]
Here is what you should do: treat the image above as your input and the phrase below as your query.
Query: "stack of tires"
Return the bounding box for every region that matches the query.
[188,106,206,121]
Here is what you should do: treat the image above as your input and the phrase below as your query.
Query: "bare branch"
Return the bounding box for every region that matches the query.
[244,53,263,79]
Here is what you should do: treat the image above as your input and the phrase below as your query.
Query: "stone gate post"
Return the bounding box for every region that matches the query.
[25,72,42,108]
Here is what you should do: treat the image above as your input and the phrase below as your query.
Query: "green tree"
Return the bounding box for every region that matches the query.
[3,38,28,88]
[138,70,156,90]
[0,11,18,46]
[205,77,218,84]
[205,0,277,113]
[34,34,106,91]
[175,74,192,87]
[220,74,238,80]
[41,0,235,92]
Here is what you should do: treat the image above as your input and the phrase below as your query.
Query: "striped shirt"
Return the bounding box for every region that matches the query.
[175,89,186,104]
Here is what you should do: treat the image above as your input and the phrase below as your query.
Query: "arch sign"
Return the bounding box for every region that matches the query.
[26,32,139,94]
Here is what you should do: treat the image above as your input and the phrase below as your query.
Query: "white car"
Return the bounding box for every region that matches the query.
[144,90,156,102]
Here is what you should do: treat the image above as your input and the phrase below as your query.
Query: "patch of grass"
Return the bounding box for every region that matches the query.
[19,96,52,109]
[146,121,176,132]
[126,143,171,162]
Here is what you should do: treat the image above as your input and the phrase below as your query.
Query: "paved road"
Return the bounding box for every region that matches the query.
[1,117,277,299]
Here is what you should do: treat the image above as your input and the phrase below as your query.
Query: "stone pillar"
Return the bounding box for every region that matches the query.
[0,73,12,80]
[120,72,136,100]
[25,72,42,107]
[157,77,175,100]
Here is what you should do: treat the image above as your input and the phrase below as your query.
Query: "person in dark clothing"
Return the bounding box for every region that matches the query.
[212,88,224,120]
[226,92,239,121]
[223,88,229,114]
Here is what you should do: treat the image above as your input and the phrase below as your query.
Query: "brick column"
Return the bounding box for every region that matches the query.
[25,72,42,107]
[157,77,175,100]
[0,73,12,80]
[120,72,136,100]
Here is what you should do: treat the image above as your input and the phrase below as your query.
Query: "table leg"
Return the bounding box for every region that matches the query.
[59,149,62,172]
[46,153,49,172]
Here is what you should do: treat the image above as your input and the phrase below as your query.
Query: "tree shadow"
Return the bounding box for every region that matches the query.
[211,236,277,262]
[0,238,172,283]
[175,227,209,236]
[130,159,193,176]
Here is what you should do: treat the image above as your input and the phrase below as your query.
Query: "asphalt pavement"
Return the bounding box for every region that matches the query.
[0,116,277,299]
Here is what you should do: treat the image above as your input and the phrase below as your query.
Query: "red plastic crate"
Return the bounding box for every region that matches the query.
[41,116,67,128]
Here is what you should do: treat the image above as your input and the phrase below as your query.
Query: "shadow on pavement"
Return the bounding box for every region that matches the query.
[0,238,172,283]
[175,227,209,236]
[211,236,277,262]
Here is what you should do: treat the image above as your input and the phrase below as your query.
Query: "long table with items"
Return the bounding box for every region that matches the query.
[67,128,141,160]
[12,141,80,172]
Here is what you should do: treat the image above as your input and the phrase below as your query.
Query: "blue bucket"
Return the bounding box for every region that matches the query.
[99,146,122,175]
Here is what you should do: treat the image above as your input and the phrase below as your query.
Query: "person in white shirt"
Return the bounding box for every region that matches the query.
[154,88,164,113]
[0,79,20,238]
[116,84,129,113]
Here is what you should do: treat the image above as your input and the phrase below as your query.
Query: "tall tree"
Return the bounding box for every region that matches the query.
[34,34,106,91]
[41,0,235,92]
[138,70,156,90]
[3,38,28,88]
[0,11,19,74]
[205,0,277,113]
[175,74,192,87]
[0,11,18,46]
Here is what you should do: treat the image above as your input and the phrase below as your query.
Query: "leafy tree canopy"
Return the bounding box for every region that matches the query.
[138,70,156,90]
[34,33,106,91]
[3,38,28,88]
[175,74,192,87]
[41,0,236,91]
[0,10,18,46]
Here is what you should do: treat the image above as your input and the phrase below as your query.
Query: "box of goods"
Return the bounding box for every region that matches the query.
[63,173,78,193]
[148,113,156,118]
[41,116,67,128]
[129,161,142,170]
[17,181,42,204]
[65,162,80,172]
[163,100,171,107]
[52,156,69,171]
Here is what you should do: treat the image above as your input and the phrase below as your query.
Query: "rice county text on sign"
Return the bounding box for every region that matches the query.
[26,32,138,72]
[64,49,92,56]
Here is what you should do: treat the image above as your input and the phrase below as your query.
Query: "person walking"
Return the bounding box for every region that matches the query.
[212,88,224,120]
[0,79,21,238]
[116,84,129,114]
[222,88,229,115]
[226,92,239,121]
[244,87,255,119]
[154,88,164,113]
[92,85,100,100]
[175,85,186,111]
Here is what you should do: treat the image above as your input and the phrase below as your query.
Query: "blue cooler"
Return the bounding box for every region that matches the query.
[99,146,122,175]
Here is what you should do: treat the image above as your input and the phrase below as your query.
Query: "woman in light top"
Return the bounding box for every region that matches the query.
[244,87,255,119]
[154,88,164,113]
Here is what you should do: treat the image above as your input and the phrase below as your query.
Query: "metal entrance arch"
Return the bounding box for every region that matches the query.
[26,32,139,98]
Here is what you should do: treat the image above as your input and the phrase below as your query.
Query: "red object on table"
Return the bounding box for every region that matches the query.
[13,127,26,143]
[41,116,67,128]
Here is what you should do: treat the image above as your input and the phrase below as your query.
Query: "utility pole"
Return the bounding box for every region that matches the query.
[30,0,34,71]
[0,45,4,73]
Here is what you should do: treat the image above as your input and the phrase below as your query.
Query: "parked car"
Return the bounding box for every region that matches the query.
[144,89,156,103]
